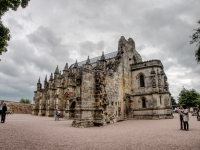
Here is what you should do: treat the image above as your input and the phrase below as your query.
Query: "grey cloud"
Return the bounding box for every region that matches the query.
[21,13,33,21]
[1,0,200,101]
[27,26,61,48]
[7,18,23,30]
[79,40,105,57]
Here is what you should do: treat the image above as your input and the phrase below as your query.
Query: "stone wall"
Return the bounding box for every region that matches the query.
[2,100,33,114]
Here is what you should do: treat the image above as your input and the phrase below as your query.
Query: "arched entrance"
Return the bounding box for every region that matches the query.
[69,101,76,119]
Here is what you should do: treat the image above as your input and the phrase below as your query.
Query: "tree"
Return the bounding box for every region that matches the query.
[196,97,200,107]
[190,20,200,63]
[0,0,30,56]
[171,96,177,105]
[20,98,31,104]
[178,87,200,107]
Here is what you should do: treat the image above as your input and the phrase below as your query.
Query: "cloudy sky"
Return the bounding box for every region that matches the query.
[0,0,200,102]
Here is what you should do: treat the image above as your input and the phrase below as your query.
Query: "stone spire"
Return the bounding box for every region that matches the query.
[64,63,68,70]
[37,77,42,91]
[49,73,53,81]
[100,52,105,61]
[54,65,59,74]
[86,56,90,65]
[74,60,78,68]
[45,75,47,82]
[38,77,40,83]
[119,36,126,42]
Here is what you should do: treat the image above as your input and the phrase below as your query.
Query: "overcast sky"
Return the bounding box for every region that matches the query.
[0,0,200,102]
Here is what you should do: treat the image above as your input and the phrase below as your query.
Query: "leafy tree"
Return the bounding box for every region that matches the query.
[178,87,200,107]
[196,97,200,107]
[20,98,31,104]
[190,20,200,63]
[0,0,30,56]
[171,96,177,105]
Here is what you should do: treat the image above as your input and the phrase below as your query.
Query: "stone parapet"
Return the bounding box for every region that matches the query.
[131,60,163,71]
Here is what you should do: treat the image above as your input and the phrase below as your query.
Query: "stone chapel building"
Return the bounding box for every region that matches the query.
[32,36,173,127]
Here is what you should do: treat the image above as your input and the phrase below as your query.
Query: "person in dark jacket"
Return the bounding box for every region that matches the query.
[1,102,7,123]
[179,105,184,130]
[0,100,4,122]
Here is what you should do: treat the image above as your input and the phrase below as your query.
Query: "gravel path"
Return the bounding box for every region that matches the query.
[0,113,200,150]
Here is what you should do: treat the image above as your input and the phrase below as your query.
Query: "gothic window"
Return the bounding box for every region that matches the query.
[70,101,76,110]
[140,75,145,87]
[142,98,146,108]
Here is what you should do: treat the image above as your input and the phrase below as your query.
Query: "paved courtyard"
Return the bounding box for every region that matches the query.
[0,113,200,150]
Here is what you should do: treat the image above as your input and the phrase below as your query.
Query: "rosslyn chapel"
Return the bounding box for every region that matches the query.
[32,36,173,127]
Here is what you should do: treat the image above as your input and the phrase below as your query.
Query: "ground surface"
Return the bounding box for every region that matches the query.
[0,113,200,150]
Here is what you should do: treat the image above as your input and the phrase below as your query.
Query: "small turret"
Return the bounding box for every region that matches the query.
[38,77,40,84]
[49,73,53,81]
[72,60,78,73]
[44,75,47,85]
[86,56,90,65]
[54,65,60,81]
[44,75,47,82]
[54,65,59,74]
[100,52,105,61]
[37,77,42,91]
[64,63,68,71]
[63,63,69,75]
[118,36,126,53]
[128,38,135,49]
[74,60,78,68]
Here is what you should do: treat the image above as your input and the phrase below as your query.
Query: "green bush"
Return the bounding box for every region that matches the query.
[20,98,31,104]
[6,110,12,114]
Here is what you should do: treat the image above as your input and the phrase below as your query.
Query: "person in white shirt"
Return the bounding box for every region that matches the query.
[181,105,189,131]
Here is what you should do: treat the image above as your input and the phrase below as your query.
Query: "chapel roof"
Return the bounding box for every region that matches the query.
[70,51,118,68]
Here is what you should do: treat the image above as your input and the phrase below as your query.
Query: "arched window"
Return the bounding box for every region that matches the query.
[70,101,76,110]
[142,98,146,108]
[140,75,145,87]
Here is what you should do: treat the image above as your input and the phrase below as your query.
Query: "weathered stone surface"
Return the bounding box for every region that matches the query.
[32,36,172,127]
[2,100,32,114]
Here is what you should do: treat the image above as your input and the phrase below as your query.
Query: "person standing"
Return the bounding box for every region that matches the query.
[197,107,200,121]
[0,100,4,122]
[181,106,189,131]
[1,103,7,123]
[55,109,60,121]
[178,105,184,130]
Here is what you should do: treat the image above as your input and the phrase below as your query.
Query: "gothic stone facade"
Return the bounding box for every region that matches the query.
[32,36,172,127]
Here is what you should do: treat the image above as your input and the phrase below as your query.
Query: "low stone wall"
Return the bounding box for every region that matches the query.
[2,100,33,114]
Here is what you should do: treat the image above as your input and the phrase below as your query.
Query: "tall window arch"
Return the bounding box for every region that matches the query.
[140,75,145,87]
[142,98,146,108]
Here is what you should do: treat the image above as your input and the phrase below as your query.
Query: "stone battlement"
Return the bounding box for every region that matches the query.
[131,59,163,71]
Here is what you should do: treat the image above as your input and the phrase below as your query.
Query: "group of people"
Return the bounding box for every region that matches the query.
[0,100,7,123]
[177,105,189,131]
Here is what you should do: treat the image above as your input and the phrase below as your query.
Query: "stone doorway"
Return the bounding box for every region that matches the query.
[69,101,76,119]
